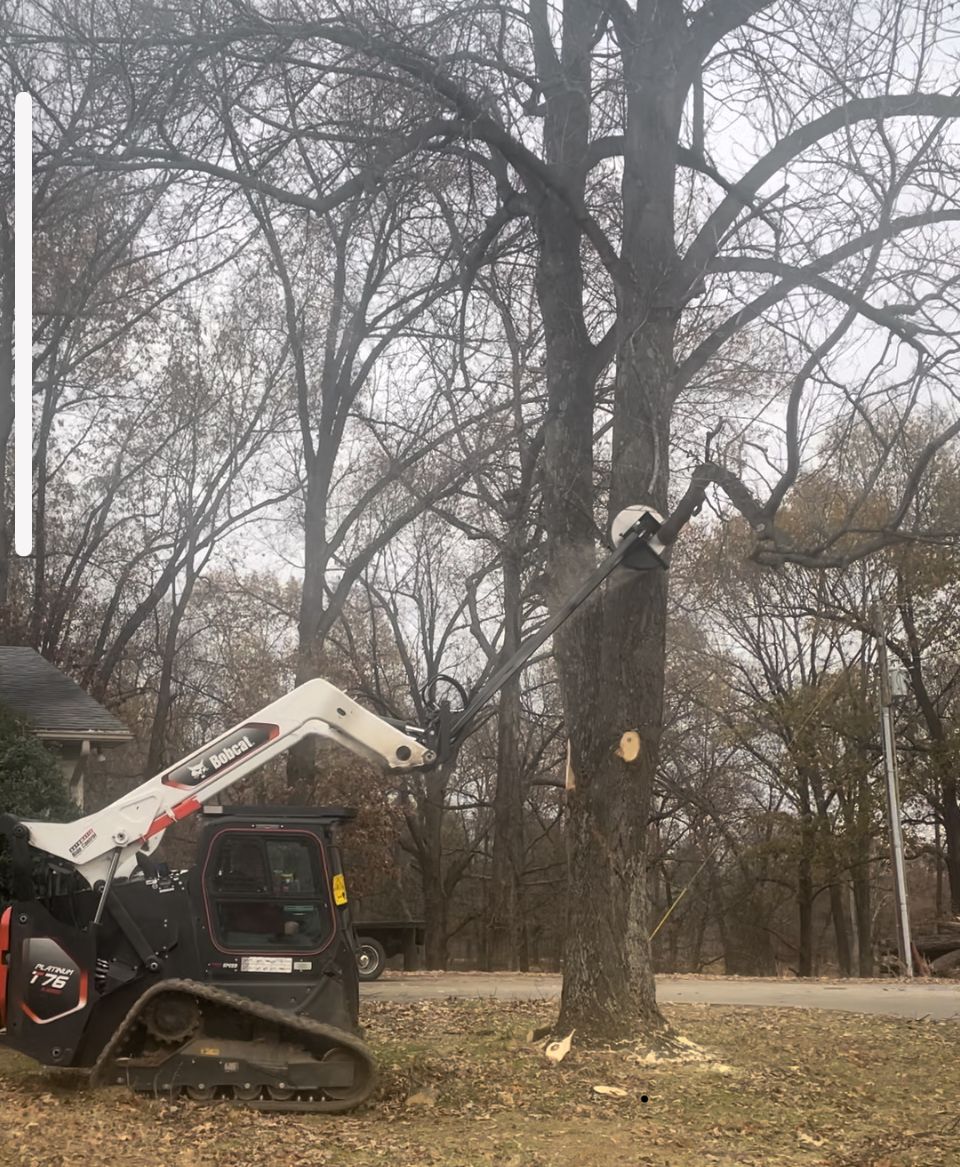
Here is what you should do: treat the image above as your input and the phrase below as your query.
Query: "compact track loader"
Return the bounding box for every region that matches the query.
[0,507,674,1111]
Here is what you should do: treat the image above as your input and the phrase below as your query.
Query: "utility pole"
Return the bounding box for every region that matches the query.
[874,604,913,978]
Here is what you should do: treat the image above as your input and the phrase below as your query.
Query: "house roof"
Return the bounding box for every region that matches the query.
[0,647,132,742]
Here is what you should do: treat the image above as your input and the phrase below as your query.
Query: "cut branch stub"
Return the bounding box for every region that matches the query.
[615,730,642,763]
[565,739,576,791]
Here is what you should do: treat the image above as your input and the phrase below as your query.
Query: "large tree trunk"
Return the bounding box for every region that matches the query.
[489,549,526,969]
[828,881,853,977]
[796,778,816,976]
[549,325,673,1038]
[853,868,874,976]
[420,765,450,969]
[797,860,815,977]
[422,874,448,970]
[289,469,331,786]
[146,552,201,773]
[542,3,685,1043]
[941,776,960,914]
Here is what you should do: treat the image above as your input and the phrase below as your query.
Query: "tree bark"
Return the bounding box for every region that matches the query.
[289,467,332,786]
[420,764,450,969]
[899,591,960,912]
[852,866,874,976]
[537,0,688,1045]
[828,881,853,977]
[146,543,204,773]
[942,780,960,915]
[807,765,852,976]
[422,875,449,970]
[489,548,526,969]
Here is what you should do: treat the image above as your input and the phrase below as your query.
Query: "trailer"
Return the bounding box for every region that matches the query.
[879,922,960,976]
[354,920,425,980]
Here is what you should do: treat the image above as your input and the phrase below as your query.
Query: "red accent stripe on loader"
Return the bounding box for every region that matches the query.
[142,796,203,841]
[0,906,11,1028]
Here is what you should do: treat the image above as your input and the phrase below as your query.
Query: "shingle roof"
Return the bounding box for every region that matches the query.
[0,647,132,739]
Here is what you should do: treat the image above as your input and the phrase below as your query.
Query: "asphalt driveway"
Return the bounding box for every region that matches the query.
[363,971,960,1020]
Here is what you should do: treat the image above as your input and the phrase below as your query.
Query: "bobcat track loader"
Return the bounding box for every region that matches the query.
[0,508,671,1111]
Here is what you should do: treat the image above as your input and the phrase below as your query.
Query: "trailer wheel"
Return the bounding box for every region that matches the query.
[357,937,387,981]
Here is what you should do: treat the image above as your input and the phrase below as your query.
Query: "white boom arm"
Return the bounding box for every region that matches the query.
[19,679,434,889]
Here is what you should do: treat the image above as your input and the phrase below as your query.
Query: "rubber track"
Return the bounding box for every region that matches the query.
[89,978,377,1113]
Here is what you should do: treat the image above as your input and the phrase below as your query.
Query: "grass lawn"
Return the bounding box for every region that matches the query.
[1,998,957,1167]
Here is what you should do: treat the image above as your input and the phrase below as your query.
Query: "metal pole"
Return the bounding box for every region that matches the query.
[92,847,122,926]
[874,604,913,978]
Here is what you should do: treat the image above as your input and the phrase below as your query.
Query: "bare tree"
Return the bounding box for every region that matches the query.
[426,254,548,970]
[786,427,960,916]
[337,513,496,967]
[0,26,261,648]
[239,180,515,782]
[15,0,960,1042]
[59,271,296,705]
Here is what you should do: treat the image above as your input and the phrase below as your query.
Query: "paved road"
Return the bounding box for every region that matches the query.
[363,972,960,1020]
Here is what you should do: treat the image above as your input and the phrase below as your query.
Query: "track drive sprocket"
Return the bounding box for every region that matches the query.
[141,992,202,1045]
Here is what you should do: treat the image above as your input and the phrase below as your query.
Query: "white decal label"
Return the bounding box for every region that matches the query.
[69,828,96,857]
[293,960,312,972]
[240,956,293,974]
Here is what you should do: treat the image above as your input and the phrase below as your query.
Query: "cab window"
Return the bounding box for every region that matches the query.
[206,833,332,951]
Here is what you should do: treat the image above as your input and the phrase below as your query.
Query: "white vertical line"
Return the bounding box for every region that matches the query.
[14,91,33,557]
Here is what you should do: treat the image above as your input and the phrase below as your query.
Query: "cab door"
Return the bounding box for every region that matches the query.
[200,828,338,960]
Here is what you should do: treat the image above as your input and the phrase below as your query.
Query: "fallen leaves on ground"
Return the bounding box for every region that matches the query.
[0,999,958,1167]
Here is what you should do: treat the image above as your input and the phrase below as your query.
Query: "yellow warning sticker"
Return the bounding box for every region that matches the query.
[332,873,348,905]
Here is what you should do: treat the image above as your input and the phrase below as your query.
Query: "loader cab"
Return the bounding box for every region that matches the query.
[185,805,362,1033]
[0,806,363,1070]
[195,805,355,960]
